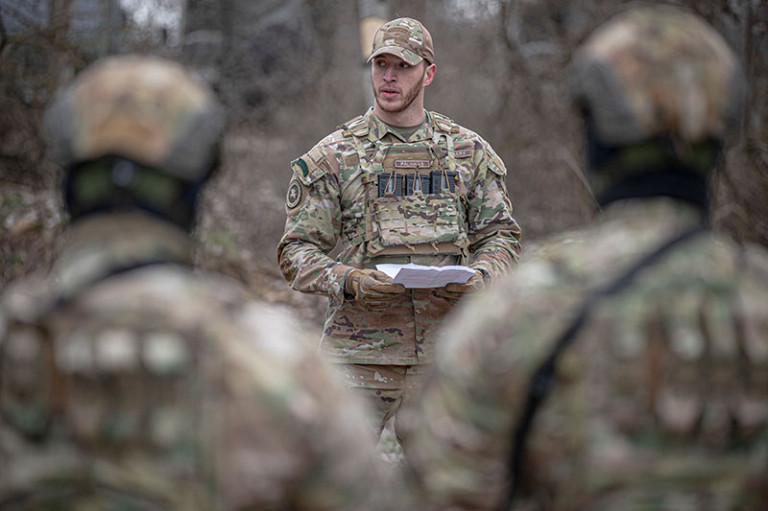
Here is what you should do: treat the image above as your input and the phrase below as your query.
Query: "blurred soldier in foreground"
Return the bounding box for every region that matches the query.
[402,5,768,510]
[0,55,389,510]
[277,17,521,442]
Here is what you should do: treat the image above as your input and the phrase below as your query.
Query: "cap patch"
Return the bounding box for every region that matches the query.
[369,17,435,64]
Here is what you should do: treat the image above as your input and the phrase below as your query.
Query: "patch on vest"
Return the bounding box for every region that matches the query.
[455,147,472,158]
[286,177,305,212]
[394,159,432,169]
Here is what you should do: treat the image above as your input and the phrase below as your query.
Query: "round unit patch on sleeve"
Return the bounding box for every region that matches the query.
[286,177,306,213]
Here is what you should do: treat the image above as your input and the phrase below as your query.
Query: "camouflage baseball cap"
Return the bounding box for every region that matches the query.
[44,55,225,183]
[368,17,435,65]
[568,4,747,146]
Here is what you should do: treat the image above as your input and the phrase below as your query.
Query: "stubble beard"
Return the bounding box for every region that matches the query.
[374,76,423,115]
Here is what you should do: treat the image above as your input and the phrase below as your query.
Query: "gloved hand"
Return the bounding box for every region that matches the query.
[434,270,486,304]
[345,269,406,310]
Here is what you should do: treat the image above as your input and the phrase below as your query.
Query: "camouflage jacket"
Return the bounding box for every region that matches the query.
[402,198,768,510]
[0,213,391,510]
[278,108,521,365]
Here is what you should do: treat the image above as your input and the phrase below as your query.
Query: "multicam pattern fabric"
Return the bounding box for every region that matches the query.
[0,213,390,510]
[278,107,521,366]
[568,5,747,146]
[368,17,435,65]
[43,55,225,183]
[402,198,768,510]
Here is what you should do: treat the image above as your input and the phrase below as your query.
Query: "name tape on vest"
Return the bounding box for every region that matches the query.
[394,159,432,169]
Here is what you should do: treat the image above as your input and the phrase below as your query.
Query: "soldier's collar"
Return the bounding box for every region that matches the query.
[53,212,194,301]
[366,108,434,142]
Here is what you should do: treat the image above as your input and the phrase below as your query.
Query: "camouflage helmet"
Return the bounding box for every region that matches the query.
[44,55,225,183]
[568,4,747,147]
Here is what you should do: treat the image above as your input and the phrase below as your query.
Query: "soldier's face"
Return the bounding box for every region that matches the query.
[371,54,435,117]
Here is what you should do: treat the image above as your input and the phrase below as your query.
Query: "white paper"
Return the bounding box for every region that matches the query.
[376,263,476,289]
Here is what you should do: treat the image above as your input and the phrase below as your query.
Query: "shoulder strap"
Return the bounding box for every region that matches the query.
[340,114,369,138]
[429,112,459,174]
[499,225,706,510]
[431,111,459,134]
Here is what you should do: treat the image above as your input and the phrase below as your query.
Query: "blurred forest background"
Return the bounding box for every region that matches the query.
[1,0,767,327]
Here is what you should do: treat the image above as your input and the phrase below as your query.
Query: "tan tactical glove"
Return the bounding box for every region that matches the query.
[434,270,487,304]
[345,269,407,310]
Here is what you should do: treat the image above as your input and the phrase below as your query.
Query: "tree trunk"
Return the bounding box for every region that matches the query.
[48,0,73,92]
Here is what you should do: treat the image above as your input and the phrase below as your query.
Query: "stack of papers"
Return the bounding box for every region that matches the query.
[376,263,475,289]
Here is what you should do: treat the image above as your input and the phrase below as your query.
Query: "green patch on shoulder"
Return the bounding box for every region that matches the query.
[295,157,309,177]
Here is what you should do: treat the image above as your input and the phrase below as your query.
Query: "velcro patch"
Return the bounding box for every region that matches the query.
[286,177,307,213]
[291,153,324,185]
[395,159,432,169]
[488,154,507,176]
[295,158,309,177]
[455,147,472,159]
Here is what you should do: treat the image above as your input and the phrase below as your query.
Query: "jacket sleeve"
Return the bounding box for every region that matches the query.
[465,140,522,281]
[277,144,353,304]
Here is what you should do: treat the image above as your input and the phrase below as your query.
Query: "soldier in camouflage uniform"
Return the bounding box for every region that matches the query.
[401,5,768,510]
[278,17,522,440]
[0,55,391,510]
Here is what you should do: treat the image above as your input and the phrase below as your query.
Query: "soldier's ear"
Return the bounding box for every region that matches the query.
[423,63,436,86]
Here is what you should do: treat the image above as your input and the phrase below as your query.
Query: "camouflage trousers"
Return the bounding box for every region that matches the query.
[336,364,429,442]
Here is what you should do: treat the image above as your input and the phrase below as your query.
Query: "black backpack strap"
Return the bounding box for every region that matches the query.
[499,225,706,510]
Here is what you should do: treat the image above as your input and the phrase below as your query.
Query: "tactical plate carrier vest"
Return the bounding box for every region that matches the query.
[341,112,470,259]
